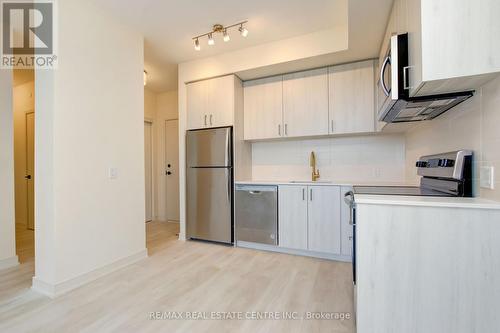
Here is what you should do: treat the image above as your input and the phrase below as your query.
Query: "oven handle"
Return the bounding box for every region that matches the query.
[344,191,355,225]
[380,55,391,97]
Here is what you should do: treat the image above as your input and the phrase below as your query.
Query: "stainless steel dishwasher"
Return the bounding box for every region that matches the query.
[235,185,278,245]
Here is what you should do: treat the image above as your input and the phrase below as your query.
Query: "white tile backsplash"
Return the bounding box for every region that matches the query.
[252,134,406,183]
[405,74,500,201]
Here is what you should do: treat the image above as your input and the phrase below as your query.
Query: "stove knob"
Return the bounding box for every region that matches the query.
[416,161,428,168]
[438,159,455,167]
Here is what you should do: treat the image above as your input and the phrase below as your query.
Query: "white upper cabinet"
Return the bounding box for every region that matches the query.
[406,0,500,96]
[187,75,235,130]
[278,185,308,250]
[243,76,283,140]
[283,68,329,138]
[329,60,375,135]
[307,186,341,255]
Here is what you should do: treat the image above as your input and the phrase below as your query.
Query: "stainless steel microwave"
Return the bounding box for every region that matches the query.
[377,33,474,123]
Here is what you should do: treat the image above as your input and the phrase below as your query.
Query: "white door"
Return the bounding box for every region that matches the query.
[26,112,35,230]
[307,186,341,254]
[186,80,208,130]
[144,121,153,222]
[206,75,234,128]
[165,119,180,221]
[282,68,329,137]
[243,76,283,140]
[328,60,375,134]
[278,185,308,250]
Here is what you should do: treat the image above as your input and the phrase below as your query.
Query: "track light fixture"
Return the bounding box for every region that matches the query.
[192,21,248,51]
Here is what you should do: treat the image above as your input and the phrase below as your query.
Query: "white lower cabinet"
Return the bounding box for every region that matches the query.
[278,186,308,250]
[278,185,344,256]
[307,186,341,254]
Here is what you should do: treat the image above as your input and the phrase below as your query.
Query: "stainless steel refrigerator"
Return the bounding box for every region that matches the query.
[186,127,233,244]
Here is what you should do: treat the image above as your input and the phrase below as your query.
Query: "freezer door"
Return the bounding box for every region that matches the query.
[186,127,232,167]
[187,167,232,243]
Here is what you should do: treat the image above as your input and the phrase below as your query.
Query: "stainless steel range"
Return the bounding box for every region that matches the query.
[354,150,473,198]
[343,150,473,311]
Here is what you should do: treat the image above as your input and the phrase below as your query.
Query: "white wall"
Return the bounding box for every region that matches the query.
[155,90,178,221]
[0,70,18,269]
[144,88,157,120]
[33,0,146,295]
[405,75,500,201]
[252,135,406,183]
[13,78,35,226]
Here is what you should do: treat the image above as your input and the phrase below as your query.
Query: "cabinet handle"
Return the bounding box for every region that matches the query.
[278,124,281,136]
[210,114,213,126]
[310,188,313,201]
[204,115,207,126]
[331,120,334,132]
[302,188,305,201]
[285,124,288,136]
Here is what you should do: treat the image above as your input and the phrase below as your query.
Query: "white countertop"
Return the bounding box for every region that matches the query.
[235,180,411,187]
[355,194,500,210]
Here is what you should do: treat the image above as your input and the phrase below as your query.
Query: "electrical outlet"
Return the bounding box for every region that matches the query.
[480,166,495,189]
[108,167,118,180]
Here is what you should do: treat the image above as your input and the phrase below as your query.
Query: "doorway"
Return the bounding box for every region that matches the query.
[13,69,35,264]
[165,119,179,222]
[144,120,153,222]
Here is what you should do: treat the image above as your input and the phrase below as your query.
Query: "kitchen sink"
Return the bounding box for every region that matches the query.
[289,180,333,184]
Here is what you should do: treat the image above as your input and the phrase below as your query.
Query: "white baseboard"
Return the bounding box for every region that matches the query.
[0,256,19,270]
[237,241,352,262]
[32,249,148,298]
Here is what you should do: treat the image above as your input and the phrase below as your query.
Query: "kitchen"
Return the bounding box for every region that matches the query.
[183,0,500,332]
[1,0,500,332]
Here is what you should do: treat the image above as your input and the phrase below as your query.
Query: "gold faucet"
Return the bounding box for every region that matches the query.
[310,151,320,181]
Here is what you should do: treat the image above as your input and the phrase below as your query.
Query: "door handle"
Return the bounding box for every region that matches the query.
[380,55,391,97]
[25,175,32,180]
[249,191,261,195]
[166,171,172,175]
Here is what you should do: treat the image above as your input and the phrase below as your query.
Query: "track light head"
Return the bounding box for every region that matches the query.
[208,33,215,46]
[223,29,230,42]
[239,24,248,37]
[194,38,201,51]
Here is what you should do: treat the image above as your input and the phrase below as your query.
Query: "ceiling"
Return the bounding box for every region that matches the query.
[93,0,393,92]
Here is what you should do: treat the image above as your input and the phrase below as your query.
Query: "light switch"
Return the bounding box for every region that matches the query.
[109,167,118,180]
[480,166,494,189]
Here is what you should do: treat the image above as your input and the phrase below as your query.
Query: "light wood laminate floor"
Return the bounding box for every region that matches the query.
[0,221,354,332]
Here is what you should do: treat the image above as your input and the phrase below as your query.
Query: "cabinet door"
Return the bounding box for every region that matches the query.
[207,75,234,127]
[340,186,353,257]
[283,68,329,138]
[187,80,209,130]
[243,76,283,140]
[329,61,375,135]
[307,186,341,254]
[278,186,308,250]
